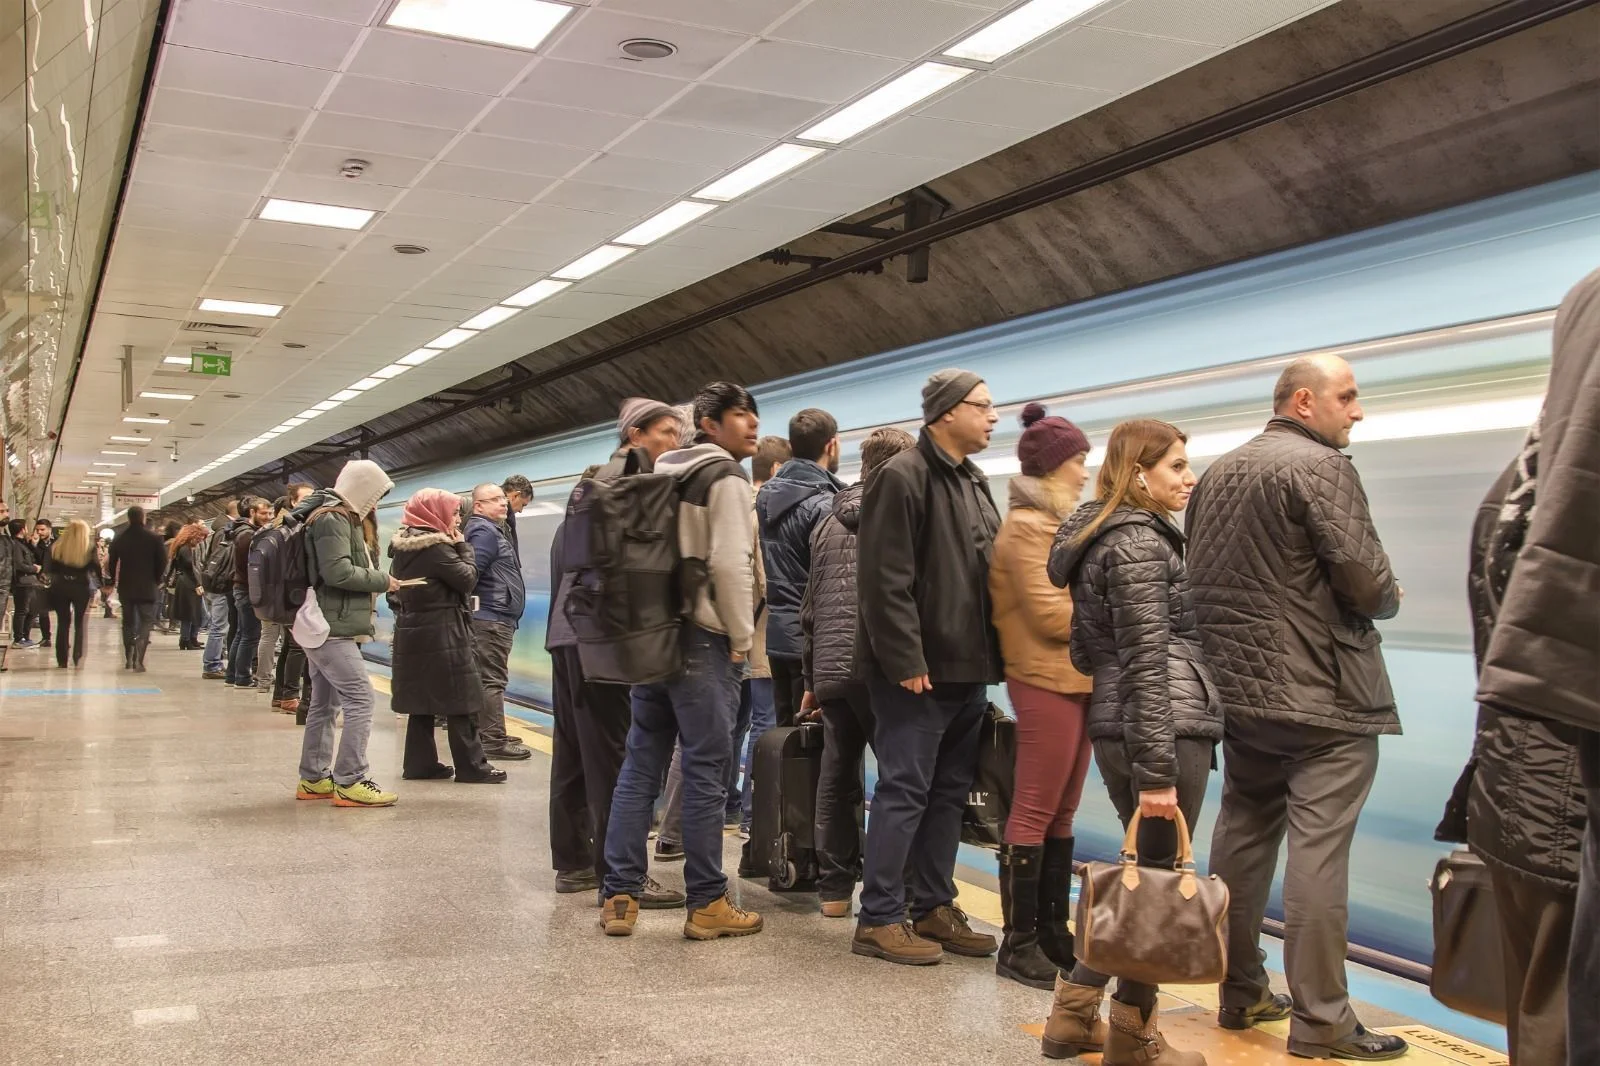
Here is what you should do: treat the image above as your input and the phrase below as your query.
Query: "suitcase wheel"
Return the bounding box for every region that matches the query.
[774,861,798,890]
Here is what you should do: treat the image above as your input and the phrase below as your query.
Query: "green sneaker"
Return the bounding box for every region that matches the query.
[296,777,335,801]
[333,779,397,808]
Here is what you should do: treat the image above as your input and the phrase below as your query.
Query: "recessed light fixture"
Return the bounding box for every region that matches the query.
[620,37,676,60]
[139,390,195,401]
[163,355,192,366]
[109,436,149,443]
[799,63,973,144]
[310,400,342,412]
[398,348,441,367]
[123,416,170,425]
[460,305,519,331]
[330,390,361,402]
[552,244,634,281]
[282,417,309,427]
[198,298,283,317]
[259,197,376,230]
[372,364,411,380]
[102,449,137,456]
[92,462,126,467]
[943,0,1105,63]
[392,244,429,256]
[386,0,573,52]
[427,328,478,349]
[503,279,570,308]
[615,200,718,246]
[283,342,308,349]
[347,377,385,392]
[695,144,825,201]
[297,408,325,420]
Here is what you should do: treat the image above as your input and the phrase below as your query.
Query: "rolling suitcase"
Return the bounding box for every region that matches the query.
[747,723,824,890]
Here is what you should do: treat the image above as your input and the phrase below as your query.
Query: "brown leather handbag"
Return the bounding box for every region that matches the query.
[1074,810,1230,986]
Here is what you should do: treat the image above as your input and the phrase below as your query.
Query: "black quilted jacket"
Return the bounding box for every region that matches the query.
[1049,502,1222,791]
[1186,418,1402,736]
[801,483,863,700]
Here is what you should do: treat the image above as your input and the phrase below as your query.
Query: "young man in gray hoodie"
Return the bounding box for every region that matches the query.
[599,382,764,942]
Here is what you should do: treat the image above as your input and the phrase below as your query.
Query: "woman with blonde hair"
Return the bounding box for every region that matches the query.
[1040,419,1222,1066]
[47,520,97,668]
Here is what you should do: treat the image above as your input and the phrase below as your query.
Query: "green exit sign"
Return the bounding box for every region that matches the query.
[190,352,232,376]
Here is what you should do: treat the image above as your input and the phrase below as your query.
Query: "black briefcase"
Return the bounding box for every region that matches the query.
[1429,849,1506,1024]
[961,703,1016,850]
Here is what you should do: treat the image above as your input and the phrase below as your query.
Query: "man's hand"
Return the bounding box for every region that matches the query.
[1138,787,1179,819]
[387,574,401,593]
[731,649,747,665]
[899,674,932,694]
[799,690,821,722]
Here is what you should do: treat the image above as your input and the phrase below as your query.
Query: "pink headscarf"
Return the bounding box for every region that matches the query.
[401,488,462,537]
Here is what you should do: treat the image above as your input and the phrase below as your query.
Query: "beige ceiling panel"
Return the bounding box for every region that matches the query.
[798,146,960,191]
[226,237,343,265]
[122,180,262,217]
[569,151,724,193]
[110,224,232,255]
[389,187,526,224]
[510,59,686,117]
[295,285,396,314]
[145,87,308,140]
[238,217,359,250]
[592,0,801,36]
[1000,26,1218,93]
[742,177,895,215]
[770,0,992,61]
[439,133,594,178]
[918,75,1111,130]
[852,113,1029,162]
[473,99,638,149]
[261,0,395,27]
[579,276,678,300]
[321,75,493,131]
[546,9,752,80]
[656,84,829,138]
[347,29,534,96]
[481,208,620,242]
[608,120,768,167]
[214,256,329,284]
[425,263,545,299]
[154,45,336,107]
[167,1,363,70]
[708,40,901,103]
[415,163,555,203]
[451,242,581,273]
[301,112,457,161]
[267,172,402,211]
[273,309,373,334]
[283,144,431,187]
[523,290,644,322]
[140,123,291,169]
[682,199,846,238]
[131,153,274,193]
[537,180,670,217]
[1092,0,1333,47]
[362,212,500,247]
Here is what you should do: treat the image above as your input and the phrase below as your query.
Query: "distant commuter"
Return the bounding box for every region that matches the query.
[1045,420,1217,1064]
[25,520,54,646]
[271,484,316,715]
[989,405,1093,990]
[200,502,247,680]
[389,488,504,785]
[46,520,96,669]
[294,460,398,808]
[501,474,533,555]
[1476,266,1600,1064]
[465,482,531,761]
[852,368,1001,966]
[6,517,42,647]
[548,397,685,905]
[1186,355,1405,1060]
[167,522,207,650]
[0,501,13,638]
[107,506,167,671]
[227,497,272,688]
[803,426,915,918]
[599,382,762,941]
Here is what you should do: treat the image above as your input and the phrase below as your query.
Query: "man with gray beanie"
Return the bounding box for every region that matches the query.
[852,368,1003,965]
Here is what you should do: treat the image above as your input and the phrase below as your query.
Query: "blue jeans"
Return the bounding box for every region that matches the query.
[227,587,261,685]
[738,676,776,831]
[726,677,758,819]
[120,600,155,652]
[603,627,739,910]
[857,673,986,927]
[201,592,230,673]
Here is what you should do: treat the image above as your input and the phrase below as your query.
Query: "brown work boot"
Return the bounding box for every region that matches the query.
[683,894,763,940]
[1104,999,1206,1066]
[820,899,852,918]
[1041,977,1108,1059]
[851,920,943,965]
[913,904,997,957]
[597,894,638,937]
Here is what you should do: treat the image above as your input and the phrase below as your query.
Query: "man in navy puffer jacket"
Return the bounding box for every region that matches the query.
[756,408,843,726]
[466,483,530,761]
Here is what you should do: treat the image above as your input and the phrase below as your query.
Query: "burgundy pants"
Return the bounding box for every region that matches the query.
[1003,678,1093,844]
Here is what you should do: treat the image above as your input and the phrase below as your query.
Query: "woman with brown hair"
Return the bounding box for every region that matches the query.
[1040,419,1221,1066]
[167,522,208,650]
[46,520,97,668]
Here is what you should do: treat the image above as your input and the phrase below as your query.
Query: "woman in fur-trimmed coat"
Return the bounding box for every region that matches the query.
[387,489,504,784]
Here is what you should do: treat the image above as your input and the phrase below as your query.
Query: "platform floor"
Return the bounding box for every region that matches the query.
[0,617,1507,1065]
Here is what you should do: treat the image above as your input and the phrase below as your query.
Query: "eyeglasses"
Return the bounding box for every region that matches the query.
[959,400,996,413]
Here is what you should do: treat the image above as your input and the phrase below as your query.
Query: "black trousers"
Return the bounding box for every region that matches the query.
[1487,863,1576,1065]
[14,586,50,641]
[51,590,91,666]
[549,646,595,874]
[770,655,805,728]
[1571,732,1600,1066]
[403,714,490,777]
[223,594,238,671]
[816,683,876,902]
[273,628,309,703]
[571,669,634,883]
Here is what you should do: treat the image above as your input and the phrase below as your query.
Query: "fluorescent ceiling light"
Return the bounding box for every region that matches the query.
[259,197,376,231]
[282,417,309,427]
[695,144,825,201]
[329,390,361,402]
[460,305,519,331]
[348,377,385,392]
[943,0,1105,63]
[297,408,324,420]
[372,364,410,380]
[102,450,136,456]
[163,355,192,366]
[398,348,441,366]
[123,416,169,425]
[428,328,478,349]
[799,63,973,144]
[92,462,126,467]
[615,201,718,246]
[503,279,569,308]
[198,298,282,317]
[552,244,634,281]
[310,400,342,412]
[261,431,283,439]
[385,0,572,52]
[109,435,148,443]
[139,390,194,401]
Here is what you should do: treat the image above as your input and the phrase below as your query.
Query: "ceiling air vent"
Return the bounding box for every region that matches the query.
[180,320,265,338]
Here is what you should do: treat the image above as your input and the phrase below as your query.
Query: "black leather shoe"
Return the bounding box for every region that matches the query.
[1288,1024,1408,1061]
[1219,991,1293,1030]
[483,744,532,761]
[402,764,453,780]
[455,768,508,784]
[555,869,600,894]
[654,839,685,862]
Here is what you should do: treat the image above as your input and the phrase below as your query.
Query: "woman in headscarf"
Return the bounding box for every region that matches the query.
[167,521,208,650]
[387,488,504,783]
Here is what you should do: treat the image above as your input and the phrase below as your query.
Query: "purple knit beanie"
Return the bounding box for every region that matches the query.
[1016,403,1090,477]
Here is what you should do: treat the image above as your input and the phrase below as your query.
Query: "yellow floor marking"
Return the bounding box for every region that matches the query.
[953,878,1003,927]
[1384,1026,1508,1066]
[370,674,391,694]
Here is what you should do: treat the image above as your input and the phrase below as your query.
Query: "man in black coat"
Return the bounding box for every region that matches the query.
[852,368,1002,966]
[107,506,169,671]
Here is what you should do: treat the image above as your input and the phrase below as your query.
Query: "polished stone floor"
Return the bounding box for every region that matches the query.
[0,617,1501,1065]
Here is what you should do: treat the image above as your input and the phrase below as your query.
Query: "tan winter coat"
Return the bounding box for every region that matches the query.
[989,476,1092,695]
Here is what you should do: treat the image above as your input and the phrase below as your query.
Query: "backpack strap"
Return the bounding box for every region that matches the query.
[678,456,742,506]
[302,504,356,588]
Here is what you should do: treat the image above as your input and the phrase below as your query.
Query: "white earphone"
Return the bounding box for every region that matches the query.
[1136,472,1149,490]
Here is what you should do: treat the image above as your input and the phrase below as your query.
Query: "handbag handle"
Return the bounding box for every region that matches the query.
[1117,809,1201,900]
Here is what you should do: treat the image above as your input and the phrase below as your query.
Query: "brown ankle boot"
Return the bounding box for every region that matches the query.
[1041,978,1108,1059]
[1104,999,1206,1066]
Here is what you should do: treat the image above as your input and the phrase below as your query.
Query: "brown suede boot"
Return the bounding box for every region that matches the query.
[1041,977,1108,1059]
[912,904,997,957]
[1103,999,1206,1066]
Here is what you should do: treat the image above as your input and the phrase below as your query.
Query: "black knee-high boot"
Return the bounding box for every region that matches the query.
[1039,837,1077,971]
[997,843,1060,989]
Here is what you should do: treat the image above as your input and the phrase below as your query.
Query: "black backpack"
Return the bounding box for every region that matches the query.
[562,449,739,684]
[201,524,239,589]
[247,512,316,625]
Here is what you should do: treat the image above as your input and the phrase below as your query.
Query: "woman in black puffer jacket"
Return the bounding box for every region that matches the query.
[388,489,504,784]
[1042,419,1218,1066]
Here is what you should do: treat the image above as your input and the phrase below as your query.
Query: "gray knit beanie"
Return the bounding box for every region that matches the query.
[921,369,984,424]
[616,396,675,443]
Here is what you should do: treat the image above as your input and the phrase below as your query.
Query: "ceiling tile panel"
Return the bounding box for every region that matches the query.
[568,152,724,193]
[362,213,500,247]
[999,26,1219,93]
[266,172,403,211]
[708,40,901,103]
[166,1,363,70]
[608,120,768,166]
[235,0,390,23]
[440,134,595,178]
[510,59,686,117]
[536,180,669,216]
[769,0,992,60]
[918,75,1112,130]
[155,45,336,107]
[851,114,1026,161]
[283,144,432,187]
[742,178,891,215]
[300,112,458,160]
[414,164,555,203]
[655,84,829,137]
[1091,0,1332,47]
[144,88,308,140]
[545,10,752,80]
[591,0,801,35]
[237,217,359,249]
[140,124,290,169]
[346,29,534,95]
[473,99,639,149]
[130,153,274,193]
[388,187,527,224]
[321,75,493,130]
[524,289,643,321]
[123,180,262,217]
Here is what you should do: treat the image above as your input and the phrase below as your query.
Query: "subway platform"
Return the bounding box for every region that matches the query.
[0,617,1507,1066]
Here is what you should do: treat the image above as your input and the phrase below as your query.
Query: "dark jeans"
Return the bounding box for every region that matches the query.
[227,587,261,685]
[470,618,516,747]
[858,672,986,927]
[575,677,633,883]
[224,592,238,669]
[738,676,776,831]
[770,655,805,728]
[1069,738,1213,1012]
[403,714,491,777]
[51,590,91,666]
[14,586,50,642]
[549,646,595,874]
[180,619,200,646]
[603,626,739,910]
[274,628,309,703]
[1571,732,1600,1065]
[816,683,876,902]
[726,677,755,819]
[121,600,156,652]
